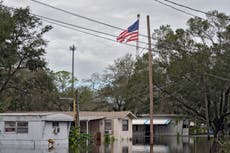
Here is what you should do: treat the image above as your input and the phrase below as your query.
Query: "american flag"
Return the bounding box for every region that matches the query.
[117,20,139,43]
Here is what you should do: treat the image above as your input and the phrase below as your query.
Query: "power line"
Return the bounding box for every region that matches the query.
[161,0,230,20]
[153,0,203,19]
[5,5,150,50]
[33,13,186,53]
[29,0,149,38]
[41,18,148,50]
[33,13,149,46]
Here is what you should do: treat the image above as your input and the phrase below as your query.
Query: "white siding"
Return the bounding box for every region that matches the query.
[0,115,71,147]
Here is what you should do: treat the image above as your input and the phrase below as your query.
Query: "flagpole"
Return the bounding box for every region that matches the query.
[136,14,140,58]
[147,15,154,145]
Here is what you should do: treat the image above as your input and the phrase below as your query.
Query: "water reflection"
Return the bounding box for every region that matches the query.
[84,136,213,153]
[0,137,215,153]
[0,145,68,153]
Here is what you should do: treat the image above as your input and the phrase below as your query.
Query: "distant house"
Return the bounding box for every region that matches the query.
[132,114,189,143]
[79,111,136,142]
[0,112,73,148]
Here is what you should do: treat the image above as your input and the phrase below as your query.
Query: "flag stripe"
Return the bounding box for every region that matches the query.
[116,20,139,43]
[126,35,138,42]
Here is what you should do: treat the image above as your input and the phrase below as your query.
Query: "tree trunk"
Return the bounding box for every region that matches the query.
[203,76,210,140]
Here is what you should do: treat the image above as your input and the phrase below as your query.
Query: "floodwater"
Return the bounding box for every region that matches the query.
[74,136,214,153]
[0,137,225,153]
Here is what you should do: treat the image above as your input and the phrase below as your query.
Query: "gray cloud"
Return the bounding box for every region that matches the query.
[4,0,230,80]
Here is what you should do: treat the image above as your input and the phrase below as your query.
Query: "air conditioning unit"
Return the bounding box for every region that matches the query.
[53,127,60,134]
[104,130,112,134]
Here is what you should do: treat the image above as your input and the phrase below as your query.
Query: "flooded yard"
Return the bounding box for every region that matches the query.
[0,136,222,153]
[80,136,213,153]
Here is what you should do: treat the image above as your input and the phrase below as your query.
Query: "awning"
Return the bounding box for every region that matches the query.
[132,119,171,125]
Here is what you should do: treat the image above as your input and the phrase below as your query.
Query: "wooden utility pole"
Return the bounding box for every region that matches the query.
[147,15,154,145]
[69,45,78,127]
[75,90,80,128]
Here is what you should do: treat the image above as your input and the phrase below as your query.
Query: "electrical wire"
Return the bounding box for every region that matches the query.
[29,0,149,38]
[161,0,230,20]
[41,18,148,50]
[153,0,203,19]
[32,13,150,46]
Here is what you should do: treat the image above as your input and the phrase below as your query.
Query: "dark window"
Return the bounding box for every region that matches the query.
[133,125,138,131]
[17,122,28,133]
[105,119,112,131]
[122,146,128,153]
[183,120,189,128]
[52,122,60,134]
[5,121,16,132]
[122,120,129,131]
[52,122,59,128]
[5,121,28,133]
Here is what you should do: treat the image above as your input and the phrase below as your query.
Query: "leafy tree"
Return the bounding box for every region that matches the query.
[0,5,58,112]
[4,69,60,111]
[0,4,52,97]
[153,11,230,139]
[99,54,135,111]
[78,86,109,111]
[54,70,76,93]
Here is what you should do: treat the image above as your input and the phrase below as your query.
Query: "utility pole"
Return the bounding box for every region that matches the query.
[69,45,76,98]
[69,45,78,128]
[147,15,154,145]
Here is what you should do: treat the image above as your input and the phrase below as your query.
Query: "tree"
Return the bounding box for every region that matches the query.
[54,70,74,93]
[5,69,61,111]
[0,5,52,96]
[153,11,230,140]
[0,4,59,112]
[99,54,135,111]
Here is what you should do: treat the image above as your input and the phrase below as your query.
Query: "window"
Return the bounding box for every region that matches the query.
[17,122,28,133]
[5,121,16,132]
[122,119,129,131]
[183,120,189,128]
[5,121,28,133]
[52,122,59,128]
[52,122,60,134]
[134,125,138,132]
[122,146,129,153]
[104,119,112,131]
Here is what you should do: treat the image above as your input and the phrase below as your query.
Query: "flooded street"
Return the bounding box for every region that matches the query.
[0,136,215,153]
[84,136,213,153]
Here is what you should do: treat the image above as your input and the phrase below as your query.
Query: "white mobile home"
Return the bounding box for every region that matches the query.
[133,114,190,143]
[0,112,73,148]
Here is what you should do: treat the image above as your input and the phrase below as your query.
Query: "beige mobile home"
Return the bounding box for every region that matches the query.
[79,111,136,142]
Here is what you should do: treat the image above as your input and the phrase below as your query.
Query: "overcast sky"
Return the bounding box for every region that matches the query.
[4,0,230,82]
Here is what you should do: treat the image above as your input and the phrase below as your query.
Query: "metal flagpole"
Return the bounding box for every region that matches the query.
[136,14,140,58]
[147,15,154,145]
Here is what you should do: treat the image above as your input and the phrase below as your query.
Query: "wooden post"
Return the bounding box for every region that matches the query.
[75,90,80,128]
[73,99,77,127]
[147,15,154,145]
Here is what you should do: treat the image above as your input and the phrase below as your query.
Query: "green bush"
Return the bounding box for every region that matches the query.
[104,134,115,144]
[69,127,92,152]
